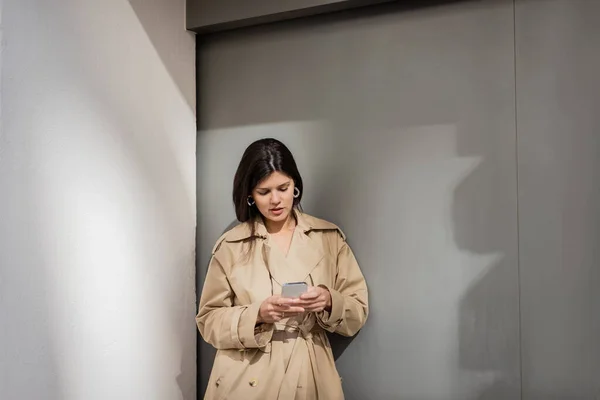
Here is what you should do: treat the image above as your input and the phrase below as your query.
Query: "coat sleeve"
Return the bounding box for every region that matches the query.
[196,254,273,350]
[316,239,369,337]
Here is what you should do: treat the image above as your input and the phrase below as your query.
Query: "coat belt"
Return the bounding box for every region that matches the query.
[274,322,327,399]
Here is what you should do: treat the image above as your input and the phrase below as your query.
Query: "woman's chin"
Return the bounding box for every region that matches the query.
[266,210,290,222]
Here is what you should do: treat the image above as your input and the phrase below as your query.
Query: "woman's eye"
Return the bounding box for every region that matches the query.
[279,187,289,192]
[257,191,269,196]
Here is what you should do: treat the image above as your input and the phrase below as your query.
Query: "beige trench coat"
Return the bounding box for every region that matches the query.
[196,211,368,400]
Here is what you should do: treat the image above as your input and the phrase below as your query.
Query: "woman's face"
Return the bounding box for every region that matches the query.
[251,171,296,225]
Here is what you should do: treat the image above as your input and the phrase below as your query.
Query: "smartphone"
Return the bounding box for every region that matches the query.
[281,282,308,298]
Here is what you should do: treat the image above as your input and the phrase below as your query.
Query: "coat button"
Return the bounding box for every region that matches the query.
[249,379,258,387]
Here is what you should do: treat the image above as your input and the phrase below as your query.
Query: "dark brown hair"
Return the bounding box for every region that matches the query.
[233,138,303,226]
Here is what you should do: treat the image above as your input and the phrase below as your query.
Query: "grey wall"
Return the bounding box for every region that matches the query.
[197,1,520,399]
[516,1,600,399]
[196,0,599,399]
[0,1,197,399]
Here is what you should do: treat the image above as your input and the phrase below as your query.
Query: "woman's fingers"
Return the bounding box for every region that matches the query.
[273,305,305,313]
[263,292,329,320]
[302,300,327,312]
[296,294,326,307]
[270,298,304,312]
[299,291,319,300]
[271,296,295,307]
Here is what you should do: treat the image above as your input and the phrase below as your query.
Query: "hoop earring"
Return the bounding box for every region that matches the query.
[247,196,255,206]
[293,187,300,198]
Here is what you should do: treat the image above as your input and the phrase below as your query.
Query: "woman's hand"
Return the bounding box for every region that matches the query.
[257,295,305,324]
[297,286,332,313]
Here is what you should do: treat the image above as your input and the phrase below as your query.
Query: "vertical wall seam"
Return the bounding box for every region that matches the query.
[513,1,524,399]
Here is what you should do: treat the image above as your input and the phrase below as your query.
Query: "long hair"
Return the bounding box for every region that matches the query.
[232,138,304,254]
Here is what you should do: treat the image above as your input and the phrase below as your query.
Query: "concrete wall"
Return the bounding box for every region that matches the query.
[197,1,520,398]
[516,1,600,398]
[0,1,197,399]
[196,0,600,398]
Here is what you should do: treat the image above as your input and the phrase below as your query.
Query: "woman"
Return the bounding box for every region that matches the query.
[196,138,368,400]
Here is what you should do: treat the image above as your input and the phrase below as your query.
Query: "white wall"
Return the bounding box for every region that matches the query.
[0,1,197,399]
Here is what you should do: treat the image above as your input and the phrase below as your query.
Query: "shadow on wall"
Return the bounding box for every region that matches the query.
[128,0,196,111]
[452,115,520,399]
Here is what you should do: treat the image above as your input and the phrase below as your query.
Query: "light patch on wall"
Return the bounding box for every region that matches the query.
[31,94,153,397]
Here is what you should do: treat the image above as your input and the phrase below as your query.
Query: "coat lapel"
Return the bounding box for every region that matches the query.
[284,229,325,284]
[261,239,286,290]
